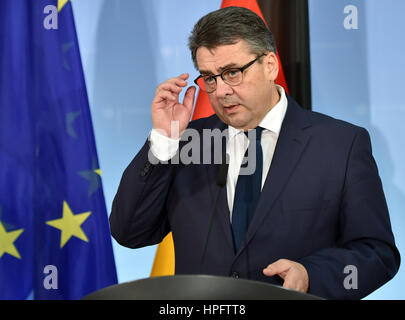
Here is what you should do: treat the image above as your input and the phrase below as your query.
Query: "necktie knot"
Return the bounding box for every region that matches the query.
[244,126,263,142]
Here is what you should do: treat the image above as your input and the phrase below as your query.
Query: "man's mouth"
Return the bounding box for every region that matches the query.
[223,104,240,114]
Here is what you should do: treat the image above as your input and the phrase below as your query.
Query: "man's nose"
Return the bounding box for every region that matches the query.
[215,77,234,97]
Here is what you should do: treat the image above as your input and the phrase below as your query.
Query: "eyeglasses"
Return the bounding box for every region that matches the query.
[194,54,266,93]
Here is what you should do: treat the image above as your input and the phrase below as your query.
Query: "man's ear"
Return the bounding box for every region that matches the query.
[264,51,279,81]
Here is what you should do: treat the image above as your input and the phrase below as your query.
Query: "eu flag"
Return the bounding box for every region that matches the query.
[0,0,118,299]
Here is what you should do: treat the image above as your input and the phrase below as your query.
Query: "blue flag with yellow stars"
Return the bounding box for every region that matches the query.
[0,0,118,299]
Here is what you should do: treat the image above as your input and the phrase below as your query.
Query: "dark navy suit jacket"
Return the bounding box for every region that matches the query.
[110,95,400,299]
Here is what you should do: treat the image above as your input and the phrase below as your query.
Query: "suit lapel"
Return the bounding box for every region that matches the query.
[237,97,312,257]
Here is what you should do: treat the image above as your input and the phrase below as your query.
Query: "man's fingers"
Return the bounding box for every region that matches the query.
[167,73,189,87]
[178,73,189,80]
[154,90,178,104]
[282,272,308,292]
[263,268,287,279]
[262,266,276,277]
[156,74,189,94]
[157,82,183,95]
[151,73,193,138]
[263,259,291,277]
[263,259,309,293]
[183,86,196,110]
[283,271,299,290]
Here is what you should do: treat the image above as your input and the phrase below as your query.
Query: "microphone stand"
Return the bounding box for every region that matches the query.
[199,153,229,274]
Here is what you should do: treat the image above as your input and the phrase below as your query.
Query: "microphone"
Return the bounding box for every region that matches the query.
[199,153,229,274]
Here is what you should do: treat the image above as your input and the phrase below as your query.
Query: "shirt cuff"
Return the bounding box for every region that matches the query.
[149,128,180,161]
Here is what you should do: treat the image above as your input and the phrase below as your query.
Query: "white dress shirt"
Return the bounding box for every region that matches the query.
[149,85,288,220]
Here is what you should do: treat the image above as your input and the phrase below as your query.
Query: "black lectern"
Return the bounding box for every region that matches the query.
[83,275,323,300]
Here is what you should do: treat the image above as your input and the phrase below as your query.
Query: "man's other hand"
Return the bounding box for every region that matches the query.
[263,259,309,293]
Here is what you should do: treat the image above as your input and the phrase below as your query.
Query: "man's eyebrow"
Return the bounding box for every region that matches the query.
[199,62,239,75]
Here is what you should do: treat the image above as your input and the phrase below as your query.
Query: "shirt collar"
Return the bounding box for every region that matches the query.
[228,85,288,138]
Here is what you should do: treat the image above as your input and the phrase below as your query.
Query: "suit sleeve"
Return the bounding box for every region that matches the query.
[299,128,400,299]
[109,139,176,249]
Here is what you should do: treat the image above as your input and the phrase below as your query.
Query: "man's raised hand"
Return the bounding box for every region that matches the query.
[151,73,196,139]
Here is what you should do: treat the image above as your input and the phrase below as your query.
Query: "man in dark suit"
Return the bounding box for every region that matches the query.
[109,7,400,299]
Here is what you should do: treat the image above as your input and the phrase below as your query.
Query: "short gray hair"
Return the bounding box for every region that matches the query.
[188,6,277,69]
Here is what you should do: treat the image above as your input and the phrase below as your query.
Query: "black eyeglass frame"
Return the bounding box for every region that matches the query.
[193,54,266,93]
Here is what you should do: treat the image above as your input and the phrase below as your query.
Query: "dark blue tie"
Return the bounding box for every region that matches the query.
[231,126,263,252]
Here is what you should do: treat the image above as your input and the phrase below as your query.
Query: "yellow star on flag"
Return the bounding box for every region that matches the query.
[0,221,24,259]
[94,169,101,177]
[46,201,91,248]
[58,0,70,12]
